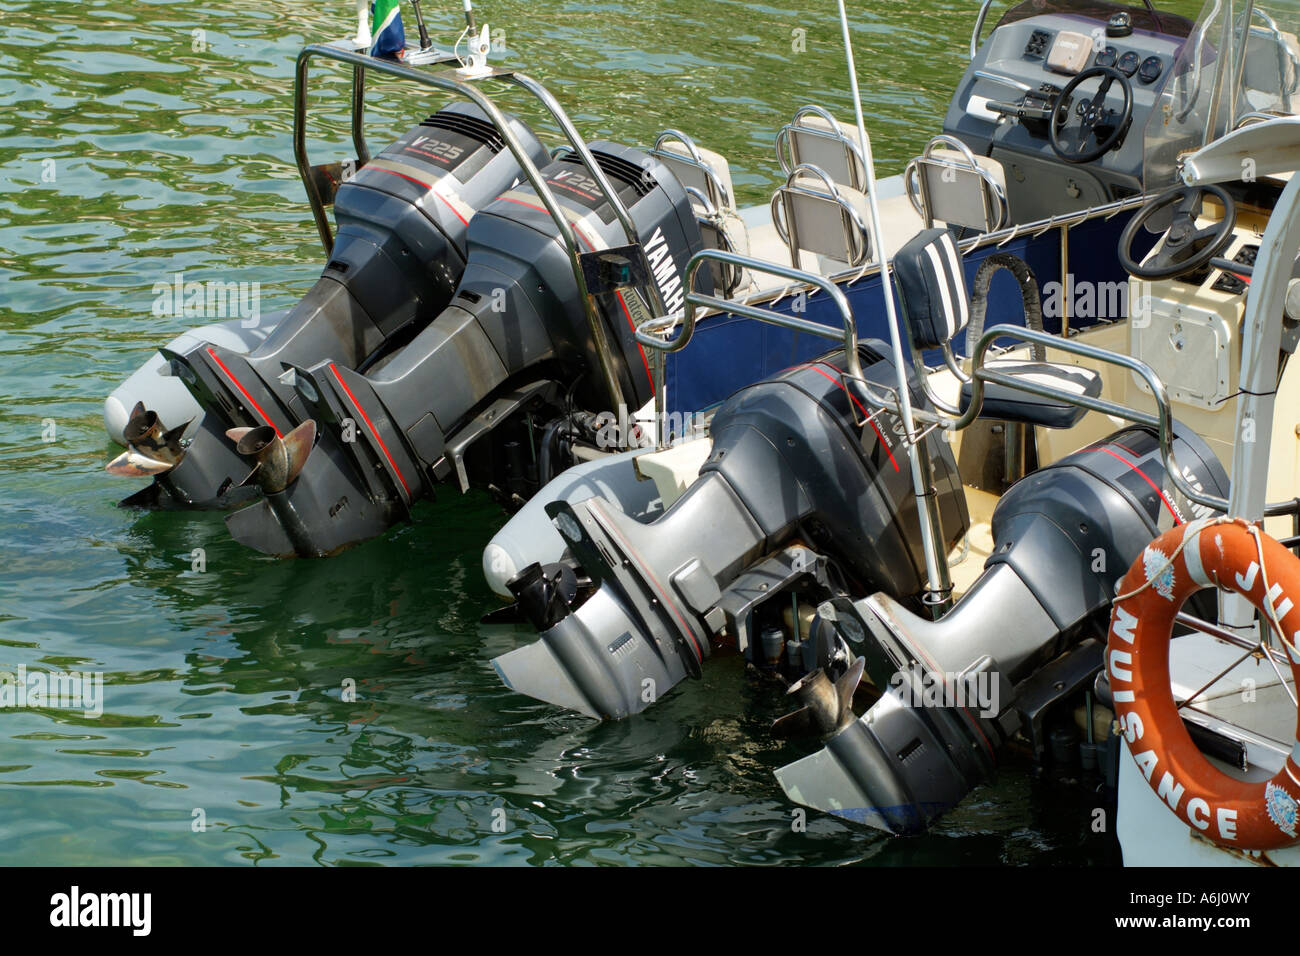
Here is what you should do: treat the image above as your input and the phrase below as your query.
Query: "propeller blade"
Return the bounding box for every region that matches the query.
[771,704,819,740]
[236,461,263,489]
[231,420,316,494]
[771,656,865,739]
[161,419,192,445]
[281,420,316,487]
[835,657,866,725]
[105,446,175,477]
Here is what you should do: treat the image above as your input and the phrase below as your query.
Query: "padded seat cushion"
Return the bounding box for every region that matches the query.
[959,359,1102,429]
[659,141,735,209]
[788,116,868,189]
[780,175,873,265]
[894,227,969,348]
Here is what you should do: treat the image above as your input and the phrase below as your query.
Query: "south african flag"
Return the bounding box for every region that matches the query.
[370,0,406,59]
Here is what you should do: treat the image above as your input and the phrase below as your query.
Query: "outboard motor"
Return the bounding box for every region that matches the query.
[775,425,1229,834]
[491,346,969,719]
[226,143,705,556]
[110,102,550,508]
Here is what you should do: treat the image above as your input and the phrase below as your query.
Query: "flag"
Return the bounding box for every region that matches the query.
[370,0,405,59]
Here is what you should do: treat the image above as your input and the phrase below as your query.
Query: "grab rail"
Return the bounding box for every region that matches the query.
[634,249,864,410]
[292,42,654,412]
[947,325,1299,517]
[687,192,1150,324]
[633,191,1153,444]
[970,0,998,61]
[844,323,1216,507]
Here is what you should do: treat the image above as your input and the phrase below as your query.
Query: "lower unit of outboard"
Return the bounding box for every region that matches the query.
[117,103,550,509]
[228,142,705,556]
[492,346,969,719]
[775,424,1229,834]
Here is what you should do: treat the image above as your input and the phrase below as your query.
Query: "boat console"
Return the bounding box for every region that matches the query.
[944,1,1196,220]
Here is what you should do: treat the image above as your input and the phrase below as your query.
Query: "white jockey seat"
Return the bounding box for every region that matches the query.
[904,135,1008,234]
[650,130,754,296]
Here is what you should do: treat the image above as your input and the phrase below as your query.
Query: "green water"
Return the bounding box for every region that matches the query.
[0,0,1121,865]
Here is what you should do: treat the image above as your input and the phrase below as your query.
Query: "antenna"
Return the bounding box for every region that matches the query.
[835,0,952,612]
[463,0,478,35]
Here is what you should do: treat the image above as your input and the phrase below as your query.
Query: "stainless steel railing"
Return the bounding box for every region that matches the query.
[634,250,863,384]
[932,323,1300,517]
[694,192,1150,326]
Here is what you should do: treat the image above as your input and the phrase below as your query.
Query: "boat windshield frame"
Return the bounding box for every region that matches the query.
[1139,0,1300,188]
[993,0,1197,37]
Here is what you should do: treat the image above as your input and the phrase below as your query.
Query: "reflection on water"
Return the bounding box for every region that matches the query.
[0,0,1119,864]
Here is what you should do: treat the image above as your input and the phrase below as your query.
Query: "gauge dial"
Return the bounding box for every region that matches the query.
[1138,55,1163,84]
[1117,50,1140,76]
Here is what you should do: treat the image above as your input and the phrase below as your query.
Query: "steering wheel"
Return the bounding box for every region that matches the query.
[1050,67,1133,164]
[1119,184,1238,280]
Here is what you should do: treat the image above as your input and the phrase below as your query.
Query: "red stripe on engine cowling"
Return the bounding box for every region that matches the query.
[206,348,282,438]
[328,363,412,499]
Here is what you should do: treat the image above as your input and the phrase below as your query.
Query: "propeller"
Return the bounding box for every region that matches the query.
[771,656,865,739]
[105,402,191,477]
[228,420,316,494]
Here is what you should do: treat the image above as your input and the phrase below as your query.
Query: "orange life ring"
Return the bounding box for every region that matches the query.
[1107,517,1300,850]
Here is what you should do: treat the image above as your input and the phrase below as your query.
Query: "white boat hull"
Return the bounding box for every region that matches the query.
[104,317,276,446]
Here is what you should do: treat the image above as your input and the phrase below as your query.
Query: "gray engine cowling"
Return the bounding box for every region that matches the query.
[491,345,969,719]
[776,423,1229,834]
[130,102,550,509]
[228,142,707,556]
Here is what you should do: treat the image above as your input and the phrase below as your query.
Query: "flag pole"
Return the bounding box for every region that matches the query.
[410,0,433,50]
[835,0,952,612]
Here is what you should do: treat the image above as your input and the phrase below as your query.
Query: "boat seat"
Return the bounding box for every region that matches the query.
[770,166,873,270]
[895,227,1100,430]
[652,130,736,210]
[958,359,1102,429]
[904,135,1007,233]
[650,130,755,296]
[776,105,869,192]
[1243,23,1300,112]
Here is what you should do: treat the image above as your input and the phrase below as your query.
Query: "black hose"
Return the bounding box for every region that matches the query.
[965,252,1046,363]
[537,418,563,487]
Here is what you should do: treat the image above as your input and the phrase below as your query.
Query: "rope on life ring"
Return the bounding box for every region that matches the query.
[1107,516,1300,850]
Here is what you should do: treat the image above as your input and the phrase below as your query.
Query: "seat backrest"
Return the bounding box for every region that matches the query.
[650,131,752,295]
[650,130,736,212]
[904,135,1007,233]
[893,227,969,349]
[776,106,868,192]
[770,167,872,268]
[1244,24,1300,107]
[686,190,750,296]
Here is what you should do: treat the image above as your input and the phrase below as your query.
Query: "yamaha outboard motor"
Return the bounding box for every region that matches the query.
[109,102,550,508]
[775,425,1229,834]
[225,142,705,556]
[491,346,969,719]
